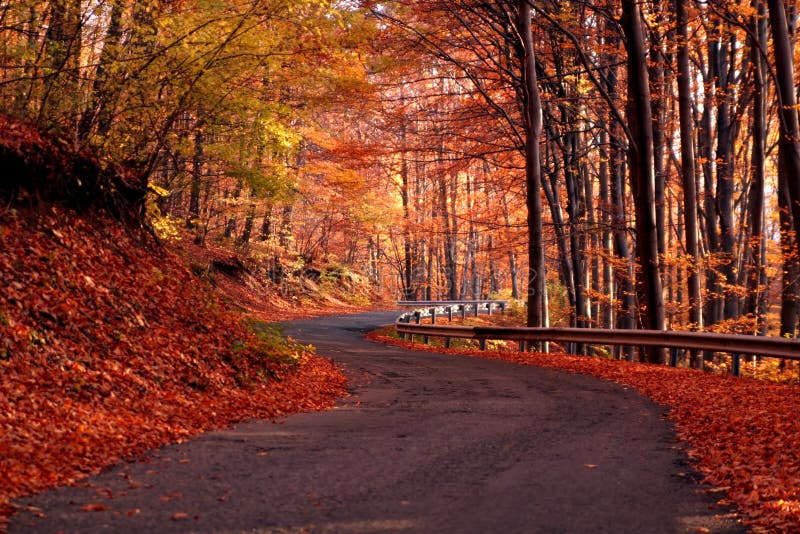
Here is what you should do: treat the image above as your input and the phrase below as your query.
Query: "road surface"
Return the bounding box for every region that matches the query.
[10,311,742,533]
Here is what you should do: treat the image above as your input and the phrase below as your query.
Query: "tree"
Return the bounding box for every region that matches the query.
[517,0,547,329]
[676,0,703,356]
[621,0,666,363]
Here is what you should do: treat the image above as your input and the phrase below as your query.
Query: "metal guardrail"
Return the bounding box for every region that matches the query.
[396,300,508,323]
[393,301,800,376]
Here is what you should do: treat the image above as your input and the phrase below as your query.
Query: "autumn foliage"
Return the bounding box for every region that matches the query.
[0,205,347,525]
[368,331,800,532]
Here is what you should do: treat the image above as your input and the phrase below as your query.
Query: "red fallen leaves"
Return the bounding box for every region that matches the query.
[80,503,107,512]
[368,332,800,532]
[0,206,347,528]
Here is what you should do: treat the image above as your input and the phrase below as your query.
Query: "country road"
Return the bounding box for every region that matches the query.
[10,311,742,533]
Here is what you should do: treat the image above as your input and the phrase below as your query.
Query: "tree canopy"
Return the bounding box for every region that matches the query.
[3,0,800,360]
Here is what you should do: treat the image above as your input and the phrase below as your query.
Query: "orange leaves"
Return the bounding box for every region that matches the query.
[0,206,348,526]
[80,503,107,512]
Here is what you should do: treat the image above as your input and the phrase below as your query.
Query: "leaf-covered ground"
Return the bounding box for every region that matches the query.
[367,329,800,533]
[0,207,348,528]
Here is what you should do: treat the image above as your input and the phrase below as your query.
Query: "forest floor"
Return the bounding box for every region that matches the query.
[0,205,385,530]
[367,324,800,532]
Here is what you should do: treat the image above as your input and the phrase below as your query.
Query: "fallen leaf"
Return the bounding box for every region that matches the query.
[80,503,107,512]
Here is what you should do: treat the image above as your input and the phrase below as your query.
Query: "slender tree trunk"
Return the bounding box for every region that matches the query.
[518,0,547,330]
[612,145,636,360]
[780,175,800,337]
[239,204,256,245]
[622,0,666,363]
[38,0,82,128]
[745,0,767,332]
[768,0,800,278]
[187,125,204,238]
[499,192,520,299]
[598,128,615,330]
[648,10,667,269]
[602,25,635,359]
[259,205,273,241]
[701,21,721,327]
[676,0,703,366]
[564,129,589,331]
[542,138,577,314]
[441,174,458,300]
[401,152,415,301]
[78,0,123,141]
[586,147,600,327]
[715,27,739,321]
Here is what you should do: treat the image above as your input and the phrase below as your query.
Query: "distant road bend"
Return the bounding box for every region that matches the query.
[10,311,742,533]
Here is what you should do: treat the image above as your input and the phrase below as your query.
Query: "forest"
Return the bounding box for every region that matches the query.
[6,1,800,531]
[2,0,800,366]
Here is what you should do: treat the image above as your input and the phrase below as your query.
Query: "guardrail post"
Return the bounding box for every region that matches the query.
[474,303,479,317]
[669,347,678,367]
[479,338,487,350]
[444,337,451,348]
[519,340,527,352]
[447,306,453,321]
[414,312,421,324]
[500,302,506,314]
[430,308,436,324]
[732,353,740,377]
[461,305,467,319]
[488,303,493,317]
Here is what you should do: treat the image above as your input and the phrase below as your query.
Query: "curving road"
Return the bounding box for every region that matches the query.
[10,311,742,533]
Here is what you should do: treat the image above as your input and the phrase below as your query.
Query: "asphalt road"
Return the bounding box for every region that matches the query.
[10,311,742,533]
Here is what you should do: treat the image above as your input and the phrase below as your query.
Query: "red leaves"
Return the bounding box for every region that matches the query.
[80,503,107,512]
[0,206,348,527]
[369,331,800,532]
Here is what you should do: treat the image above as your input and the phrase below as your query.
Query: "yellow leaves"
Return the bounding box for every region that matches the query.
[148,184,170,198]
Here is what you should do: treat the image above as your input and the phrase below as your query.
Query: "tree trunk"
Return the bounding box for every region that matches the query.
[518,0,547,330]
[612,145,636,360]
[400,149,415,301]
[744,0,767,332]
[38,0,82,127]
[714,27,739,321]
[598,128,615,330]
[768,0,800,277]
[542,139,577,315]
[187,126,204,237]
[239,204,256,245]
[780,174,800,338]
[701,20,721,327]
[676,0,703,365]
[622,0,666,363]
[78,0,123,141]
